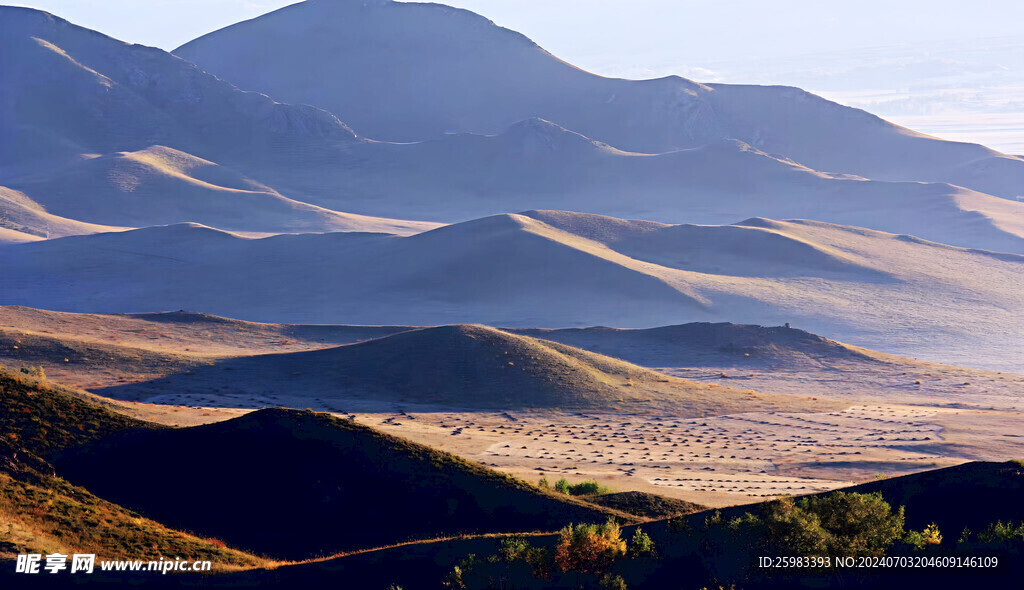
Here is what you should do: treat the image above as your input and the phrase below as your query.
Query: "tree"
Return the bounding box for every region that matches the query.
[800,491,905,556]
[628,528,657,558]
[554,520,626,586]
[762,496,829,557]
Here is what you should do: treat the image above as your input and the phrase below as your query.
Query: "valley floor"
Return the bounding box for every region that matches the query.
[112,395,1022,508]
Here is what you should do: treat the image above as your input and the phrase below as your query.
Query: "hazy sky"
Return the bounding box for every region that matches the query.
[7,0,1023,152]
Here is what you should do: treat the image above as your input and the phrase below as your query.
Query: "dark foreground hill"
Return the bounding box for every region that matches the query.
[52,406,628,560]
[0,367,268,568]
[842,461,1024,534]
[1,367,632,568]
[16,461,1020,589]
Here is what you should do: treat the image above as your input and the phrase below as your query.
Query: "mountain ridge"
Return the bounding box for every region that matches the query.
[174,0,1024,198]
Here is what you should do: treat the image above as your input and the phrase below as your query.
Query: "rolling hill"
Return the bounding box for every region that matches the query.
[175,0,1024,198]
[5,146,439,235]
[513,322,880,369]
[1,367,637,563]
[0,6,357,176]
[0,305,410,356]
[2,211,1021,369]
[0,6,437,236]
[89,324,824,415]
[0,186,124,241]
[266,128,1024,253]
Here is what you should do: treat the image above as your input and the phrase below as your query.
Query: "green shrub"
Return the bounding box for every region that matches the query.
[568,480,608,496]
[762,497,830,557]
[977,521,1024,544]
[628,528,657,558]
[668,514,691,533]
[497,535,531,562]
[549,477,608,496]
[442,554,482,590]
[599,573,629,590]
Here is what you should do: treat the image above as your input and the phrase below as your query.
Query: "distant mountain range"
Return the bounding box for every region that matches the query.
[0,2,1022,370]
[1,5,1021,252]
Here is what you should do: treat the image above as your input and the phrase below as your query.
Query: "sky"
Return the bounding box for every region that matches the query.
[6,0,1023,153]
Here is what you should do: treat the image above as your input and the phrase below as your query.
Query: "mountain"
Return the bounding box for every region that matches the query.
[0,6,436,236]
[175,0,1024,198]
[0,6,356,177]
[2,211,1021,369]
[52,407,627,560]
[4,7,1021,252]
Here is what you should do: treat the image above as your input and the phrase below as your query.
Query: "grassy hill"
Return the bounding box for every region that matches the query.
[0,366,155,457]
[0,366,268,568]
[52,406,632,560]
[4,375,1020,589]
[515,321,880,368]
[585,491,706,520]
[94,324,830,414]
[0,326,205,391]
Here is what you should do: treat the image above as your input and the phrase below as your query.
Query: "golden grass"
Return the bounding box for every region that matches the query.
[0,472,274,570]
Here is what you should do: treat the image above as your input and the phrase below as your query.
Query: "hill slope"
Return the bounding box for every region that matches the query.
[0,305,410,356]
[52,407,628,559]
[0,187,124,240]
[56,461,1023,589]
[0,367,267,567]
